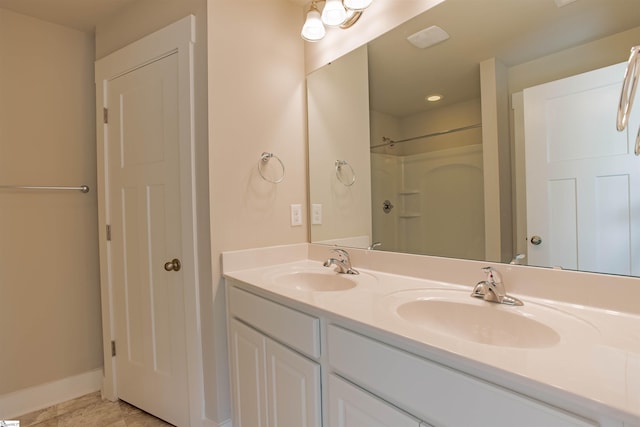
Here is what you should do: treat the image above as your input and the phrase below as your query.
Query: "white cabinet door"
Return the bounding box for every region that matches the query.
[266,339,321,427]
[229,317,321,427]
[329,374,424,427]
[229,319,268,427]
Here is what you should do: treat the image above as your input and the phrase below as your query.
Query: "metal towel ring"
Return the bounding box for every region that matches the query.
[335,160,356,187]
[616,45,640,133]
[258,152,285,183]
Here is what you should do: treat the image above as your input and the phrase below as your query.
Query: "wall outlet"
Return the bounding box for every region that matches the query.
[290,204,302,226]
[311,204,322,225]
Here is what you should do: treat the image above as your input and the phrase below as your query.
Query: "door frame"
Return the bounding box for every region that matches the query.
[95,15,204,425]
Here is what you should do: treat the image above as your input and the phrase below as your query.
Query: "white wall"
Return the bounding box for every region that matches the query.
[0,9,101,395]
[370,154,399,251]
[400,145,485,259]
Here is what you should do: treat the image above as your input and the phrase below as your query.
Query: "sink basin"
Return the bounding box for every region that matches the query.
[272,271,358,292]
[385,289,597,349]
[397,299,560,348]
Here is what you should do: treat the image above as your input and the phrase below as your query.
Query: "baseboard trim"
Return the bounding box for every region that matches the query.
[0,369,103,419]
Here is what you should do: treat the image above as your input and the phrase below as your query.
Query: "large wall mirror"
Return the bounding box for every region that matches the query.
[307,0,640,277]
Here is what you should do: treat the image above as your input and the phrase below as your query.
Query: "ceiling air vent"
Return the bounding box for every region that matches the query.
[406,25,450,49]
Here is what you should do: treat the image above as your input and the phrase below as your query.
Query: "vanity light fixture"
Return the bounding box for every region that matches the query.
[322,0,348,26]
[301,1,326,42]
[301,0,372,42]
[343,0,373,10]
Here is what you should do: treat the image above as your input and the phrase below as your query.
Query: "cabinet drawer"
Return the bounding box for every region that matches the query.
[328,325,597,427]
[228,285,320,358]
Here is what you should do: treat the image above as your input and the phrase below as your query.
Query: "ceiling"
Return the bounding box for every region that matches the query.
[2,0,637,117]
[0,0,306,32]
[366,0,640,117]
[0,0,137,32]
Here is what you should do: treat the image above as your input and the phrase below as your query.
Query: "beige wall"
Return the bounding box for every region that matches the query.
[208,0,307,253]
[0,9,101,394]
[308,45,372,245]
[207,0,307,423]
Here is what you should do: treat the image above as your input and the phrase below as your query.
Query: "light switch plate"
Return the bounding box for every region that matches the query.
[311,204,322,225]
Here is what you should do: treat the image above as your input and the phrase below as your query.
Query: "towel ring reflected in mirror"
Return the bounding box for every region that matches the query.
[616,45,640,155]
[335,160,356,186]
[258,152,285,184]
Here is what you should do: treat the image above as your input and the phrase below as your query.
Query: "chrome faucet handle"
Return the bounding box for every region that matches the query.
[481,266,505,297]
[328,248,359,275]
[482,266,501,283]
[477,266,523,306]
[331,248,351,265]
[471,280,501,303]
[510,253,526,265]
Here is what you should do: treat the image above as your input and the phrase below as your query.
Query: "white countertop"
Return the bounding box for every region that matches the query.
[222,245,640,426]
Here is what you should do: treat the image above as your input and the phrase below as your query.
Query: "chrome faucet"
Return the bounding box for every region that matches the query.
[471,266,523,306]
[323,248,359,275]
[510,253,526,265]
[368,242,382,250]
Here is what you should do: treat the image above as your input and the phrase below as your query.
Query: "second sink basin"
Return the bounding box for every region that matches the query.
[385,289,598,349]
[397,299,559,348]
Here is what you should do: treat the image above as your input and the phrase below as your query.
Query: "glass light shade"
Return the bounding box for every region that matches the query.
[343,0,373,10]
[322,0,347,26]
[301,8,326,42]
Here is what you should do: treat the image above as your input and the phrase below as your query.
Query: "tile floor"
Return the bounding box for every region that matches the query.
[14,392,174,427]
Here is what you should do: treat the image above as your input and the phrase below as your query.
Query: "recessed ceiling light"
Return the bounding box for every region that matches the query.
[426,94,443,102]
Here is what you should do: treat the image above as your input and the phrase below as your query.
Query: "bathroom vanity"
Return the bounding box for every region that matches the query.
[223,244,640,427]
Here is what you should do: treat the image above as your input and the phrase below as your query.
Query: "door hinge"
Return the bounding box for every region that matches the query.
[111,340,116,357]
[103,107,108,124]
[106,224,111,241]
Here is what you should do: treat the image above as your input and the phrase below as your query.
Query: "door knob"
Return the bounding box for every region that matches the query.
[164,258,181,272]
[530,235,542,245]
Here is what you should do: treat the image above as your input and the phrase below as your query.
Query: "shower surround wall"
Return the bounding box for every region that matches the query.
[0,8,102,402]
[370,98,485,258]
[371,146,484,258]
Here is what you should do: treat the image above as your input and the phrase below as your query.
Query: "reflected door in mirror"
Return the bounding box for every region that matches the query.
[523,62,640,276]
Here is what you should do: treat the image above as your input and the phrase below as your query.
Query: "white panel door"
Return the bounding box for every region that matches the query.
[524,62,640,276]
[107,52,189,425]
[266,338,321,427]
[329,375,423,427]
